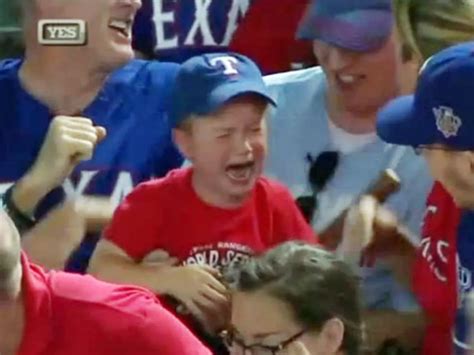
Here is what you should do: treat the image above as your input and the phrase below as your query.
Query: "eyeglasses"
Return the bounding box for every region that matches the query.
[220,329,307,355]
[296,151,340,223]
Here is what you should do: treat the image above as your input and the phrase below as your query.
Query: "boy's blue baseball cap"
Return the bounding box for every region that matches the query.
[297,0,393,52]
[377,42,474,150]
[169,53,276,128]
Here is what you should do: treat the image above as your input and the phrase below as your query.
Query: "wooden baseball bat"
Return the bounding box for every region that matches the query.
[319,169,401,249]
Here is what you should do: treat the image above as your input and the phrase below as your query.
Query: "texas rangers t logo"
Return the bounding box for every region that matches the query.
[209,56,239,75]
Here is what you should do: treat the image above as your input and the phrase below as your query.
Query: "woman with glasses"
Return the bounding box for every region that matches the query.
[222,241,362,355]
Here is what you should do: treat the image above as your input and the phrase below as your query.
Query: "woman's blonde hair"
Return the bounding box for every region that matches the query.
[394,0,474,60]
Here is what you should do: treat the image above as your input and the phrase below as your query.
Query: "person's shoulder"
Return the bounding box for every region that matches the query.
[0,58,21,80]
[109,59,180,91]
[48,271,159,321]
[150,167,190,190]
[47,271,212,354]
[137,59,181,80]
[263,67,326,113]
[116,59,180,75]
[427,182,456,210]
[264,66,325,89]
[131,167,190,199]
[254,176,294,203]
[422,182,460,236]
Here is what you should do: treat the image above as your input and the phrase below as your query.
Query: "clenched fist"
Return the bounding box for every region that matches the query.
[12,116,107,216]
[29,116,106,191]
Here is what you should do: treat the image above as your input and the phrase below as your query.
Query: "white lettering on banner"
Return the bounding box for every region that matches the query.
[210,56,239,74]
[154,0,250,50]
[63,170,100,198]
[154,0,178,50]
[185,0,216,46]
[110,172,134,207]
[0,171,134,211]
[221,0,250,45]
[63,170,133,206]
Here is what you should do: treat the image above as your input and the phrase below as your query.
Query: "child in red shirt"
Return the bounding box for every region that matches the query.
[89,53,316,350]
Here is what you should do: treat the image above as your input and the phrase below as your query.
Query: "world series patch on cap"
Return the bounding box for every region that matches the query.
[376,41,474,150]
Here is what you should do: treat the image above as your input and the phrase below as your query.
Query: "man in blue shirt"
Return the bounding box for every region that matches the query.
[1,0,183,272]
[377,41,474,354]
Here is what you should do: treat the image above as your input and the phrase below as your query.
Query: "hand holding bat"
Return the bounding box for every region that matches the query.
[320,169,401,250]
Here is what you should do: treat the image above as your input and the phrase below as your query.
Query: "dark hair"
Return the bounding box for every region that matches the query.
[224,241,362,355]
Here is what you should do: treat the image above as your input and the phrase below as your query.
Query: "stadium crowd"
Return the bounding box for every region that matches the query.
[1,0,474,354]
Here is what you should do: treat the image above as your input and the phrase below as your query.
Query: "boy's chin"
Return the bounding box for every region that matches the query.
[225,182,256,201]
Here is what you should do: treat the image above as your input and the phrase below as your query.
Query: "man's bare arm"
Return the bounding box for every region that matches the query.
[21,201,85,270]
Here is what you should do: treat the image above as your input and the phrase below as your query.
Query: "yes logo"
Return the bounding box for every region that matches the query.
[38,19,87,46]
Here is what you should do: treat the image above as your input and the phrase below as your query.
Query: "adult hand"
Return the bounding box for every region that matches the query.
[29,115,106,191]
[13,116,106,216]
[339,195,413,267]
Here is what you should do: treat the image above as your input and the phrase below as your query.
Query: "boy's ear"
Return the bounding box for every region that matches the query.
[173,128,193,160]
[467,151,474,174]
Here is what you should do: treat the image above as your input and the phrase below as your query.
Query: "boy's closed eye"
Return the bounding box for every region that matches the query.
[215,128,234,138]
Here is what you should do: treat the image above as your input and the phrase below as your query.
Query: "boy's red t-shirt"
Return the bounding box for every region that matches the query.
[105,167,316,266]
[413,182,461,355]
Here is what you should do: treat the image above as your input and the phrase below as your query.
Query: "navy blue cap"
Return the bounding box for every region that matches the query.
[297,0,393,52]
[169,53,276,127]
[377,42,474,150]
